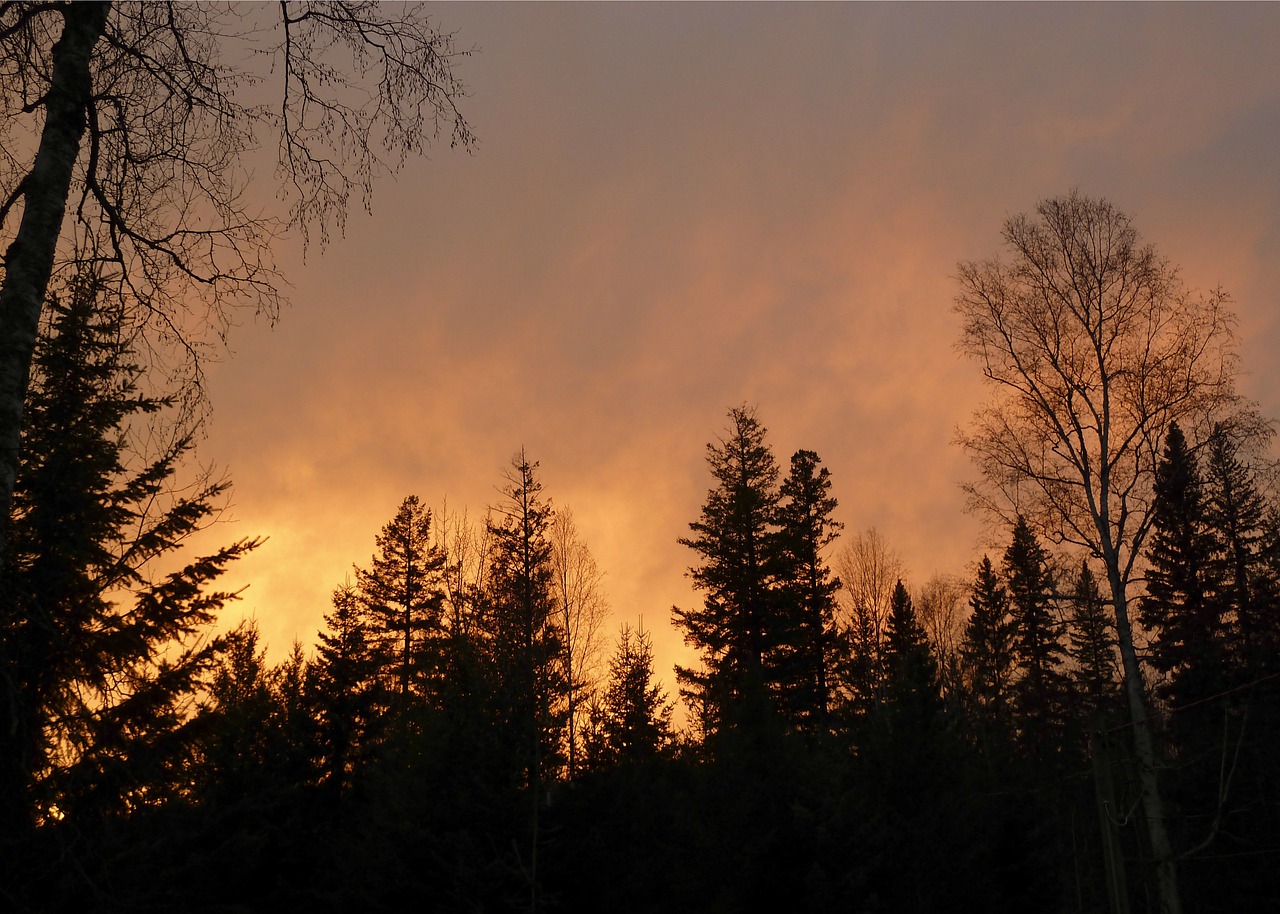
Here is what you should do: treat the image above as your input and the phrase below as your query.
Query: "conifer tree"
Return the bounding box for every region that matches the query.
[774,448,843,737]
[357,495,446,706]
[191,620,281,807]
[483,451,567,787]
[1003,517,1069,754]
[583,623,673,770]
[882,580,940,720]
[960,556,1015,733]
[312,582,382,794]
[190,625,316,809]
[0,278,256,828]
[1202,425,1279,679]
[673,405,783,738]
[1140,424,1228,709]
[1068,561,1120,715]
[1139,425,1280,903]
[271,640,315,790]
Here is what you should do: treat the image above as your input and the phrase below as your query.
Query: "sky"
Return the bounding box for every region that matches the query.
[196,3,1280,687]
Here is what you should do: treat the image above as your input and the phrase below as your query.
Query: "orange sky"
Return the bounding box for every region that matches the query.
[196,4,1280,689]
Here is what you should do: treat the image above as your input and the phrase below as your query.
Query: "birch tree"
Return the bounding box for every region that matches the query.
[954,190,1246,914]
[549,506,609,778]
[834,527,904,709]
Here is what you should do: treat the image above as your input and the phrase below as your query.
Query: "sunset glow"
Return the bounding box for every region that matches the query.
[198,3,1280,691]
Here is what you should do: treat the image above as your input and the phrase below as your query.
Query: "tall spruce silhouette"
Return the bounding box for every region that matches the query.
[1202,426,1279,679]
[1067,561,1120,715]
[961,555,1015,736]
[1003,517,1069,756]
[1140,424,1228,709]
[674,405,784,741]
[483,451,566,788]
[312,581,383,794]
[882,580,940,721]
[1,278,256,829]
[582,623,673,770]
[774,448,843,737]
[357,495,446,707]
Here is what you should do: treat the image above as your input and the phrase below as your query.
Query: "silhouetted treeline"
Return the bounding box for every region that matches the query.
[4,286,1280,912]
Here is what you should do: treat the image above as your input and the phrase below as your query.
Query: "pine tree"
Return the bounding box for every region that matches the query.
[271,640,316,790]
[1141,427,1280,908]
[0,279,256,828]
[191,620,281,807]
[312,581,383,794]
[836,602,881,728]
[960,556,1015,734]
[774,448,843,738]
[583,623,673,770]
[483,451,567,787]
[882,580,940,721]
[357,495,446,706]
[673,405,784,739]
[1140,423,1228,709]
[1202,425,1279,680]
[1003,517,1069,755]
[1068,561,1120,715]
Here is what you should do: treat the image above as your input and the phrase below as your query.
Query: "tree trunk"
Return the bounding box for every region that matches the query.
[1105,563,1182,914]
[0,0,110,838]
[0,2,110,569]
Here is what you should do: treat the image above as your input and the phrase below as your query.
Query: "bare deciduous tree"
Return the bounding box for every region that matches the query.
[434,499,492,637]
[834,526,904,703]
[550,507,609,778]
[914,573,967,693]
[0,0,474,563]
[954,190,1248,914]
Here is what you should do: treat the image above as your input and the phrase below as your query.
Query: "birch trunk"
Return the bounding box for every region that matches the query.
[0,2,109,571]
[1105,562,1182,914]
[0,1,109,835]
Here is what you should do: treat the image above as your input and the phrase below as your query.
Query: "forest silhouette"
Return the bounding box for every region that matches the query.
[4,263,1280,910]
[1,4,1279,912]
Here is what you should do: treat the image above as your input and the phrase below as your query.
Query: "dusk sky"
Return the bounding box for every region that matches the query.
[197,3,1280,685]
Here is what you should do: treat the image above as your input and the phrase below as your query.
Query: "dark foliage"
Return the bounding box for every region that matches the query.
[14,376,1280,914]
[1003,517,1070,760]
[674,405,785,741]
[773,449,844,739]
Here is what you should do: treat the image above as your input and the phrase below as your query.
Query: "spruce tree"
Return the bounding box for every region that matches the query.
[1003,517,1069,755]
[0,279,256,828]
[583,623,673,770]
[271,640,315,790]
[673,405,783,739]
[1141,428,1278,909]
[191,620,281,807]
[960,555,1015,735]
[1068,560,1120,715]
[774,448,843,737]
[1200,438,1280,912]
[312,581,383,793]
[357,495,446,707]
[1140,423,1228,709]
[882,580,940,721]
[1202,425,1279,680]
[837,600,882,728]
[483,451,567,787]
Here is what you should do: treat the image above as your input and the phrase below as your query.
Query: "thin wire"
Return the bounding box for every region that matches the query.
[1104,668,1280,734]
